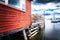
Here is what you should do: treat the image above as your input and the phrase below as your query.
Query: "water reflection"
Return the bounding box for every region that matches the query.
[44,18,60,40]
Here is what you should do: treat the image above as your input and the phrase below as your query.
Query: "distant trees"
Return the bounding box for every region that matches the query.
[32,14,44,23]
[32,14,45,29]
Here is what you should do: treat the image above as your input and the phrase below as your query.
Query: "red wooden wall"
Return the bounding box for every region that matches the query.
[0,0,31,33]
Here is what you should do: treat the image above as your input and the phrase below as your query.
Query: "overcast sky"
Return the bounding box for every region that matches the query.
[35,0,60,4]
[32,0,60,14]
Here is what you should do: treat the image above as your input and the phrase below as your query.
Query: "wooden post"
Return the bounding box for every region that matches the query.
[23,29,28,40]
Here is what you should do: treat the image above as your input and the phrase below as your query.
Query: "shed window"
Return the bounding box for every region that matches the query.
[8,0,20,7]
[0,0,5,2]
[0,0,5,3]
[8,0,20,5]
[0,0,26,11]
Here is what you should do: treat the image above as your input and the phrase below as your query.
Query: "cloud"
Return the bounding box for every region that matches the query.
[32,3,56,10]
[31,2,60,14]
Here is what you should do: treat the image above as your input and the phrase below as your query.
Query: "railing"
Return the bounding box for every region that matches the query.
[0,23,41,40]
[28,23,40,39]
